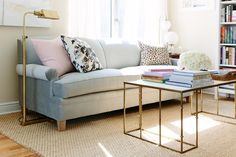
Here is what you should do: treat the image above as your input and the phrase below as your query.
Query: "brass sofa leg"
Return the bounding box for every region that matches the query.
[57,120,66,131]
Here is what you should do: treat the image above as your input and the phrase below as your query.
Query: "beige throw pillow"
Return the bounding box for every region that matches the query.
[138,41,171,65]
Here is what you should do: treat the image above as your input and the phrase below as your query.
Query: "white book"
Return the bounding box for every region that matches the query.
[232,10,236,22]
[222,8,226,22]
[169,74,212,84]
[222,46,226,64]
[232,48,235,65]
[192,80,214,88]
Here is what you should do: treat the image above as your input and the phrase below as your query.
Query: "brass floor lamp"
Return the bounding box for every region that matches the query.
[21,9,59,126]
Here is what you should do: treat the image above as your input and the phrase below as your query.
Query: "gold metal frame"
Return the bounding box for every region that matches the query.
[123,80,236,153]
[20,10,59,126]
[191,84,236,120]
[123,82,198,154]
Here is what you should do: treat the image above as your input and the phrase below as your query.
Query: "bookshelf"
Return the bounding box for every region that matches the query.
[219,0,236,95]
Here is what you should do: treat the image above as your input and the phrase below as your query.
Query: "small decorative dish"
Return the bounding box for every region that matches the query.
[211,71,236,81]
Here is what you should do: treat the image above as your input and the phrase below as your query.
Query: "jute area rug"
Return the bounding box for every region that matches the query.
[0,94,236,157]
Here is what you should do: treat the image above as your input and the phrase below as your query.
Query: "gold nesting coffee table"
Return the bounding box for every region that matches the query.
[123,80,236,153]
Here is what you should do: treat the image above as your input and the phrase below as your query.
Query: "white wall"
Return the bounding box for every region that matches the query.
[0,0,220,108]
[0,0,68,104]
[169,0,219,69]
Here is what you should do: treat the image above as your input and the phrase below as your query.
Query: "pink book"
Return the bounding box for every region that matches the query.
[149,69,174,72]
[143,71,172,77]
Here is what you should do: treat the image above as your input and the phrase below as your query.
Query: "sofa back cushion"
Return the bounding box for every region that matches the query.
[99,39,141,69]
[80,38,107,68]
[18,37,140,70]
[17,39,42,65]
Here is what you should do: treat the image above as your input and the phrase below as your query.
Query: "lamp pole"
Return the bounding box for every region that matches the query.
[20,10,59,126]
[22,12,34,125]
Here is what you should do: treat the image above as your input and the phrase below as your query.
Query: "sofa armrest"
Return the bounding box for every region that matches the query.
[16,64,58,81]
[170,58,179,66]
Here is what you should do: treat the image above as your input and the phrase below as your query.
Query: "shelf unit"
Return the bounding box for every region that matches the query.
[221,1,236,5]
[219,0,236,95]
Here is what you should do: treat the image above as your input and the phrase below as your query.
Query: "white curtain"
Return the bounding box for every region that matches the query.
[115,0,162,45]
[68,0,167,45]
[68,0,111,38]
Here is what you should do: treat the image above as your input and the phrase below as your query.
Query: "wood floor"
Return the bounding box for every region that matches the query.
[0,133,38,157]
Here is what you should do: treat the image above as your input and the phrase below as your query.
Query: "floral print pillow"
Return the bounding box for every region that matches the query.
[61,35,102,73]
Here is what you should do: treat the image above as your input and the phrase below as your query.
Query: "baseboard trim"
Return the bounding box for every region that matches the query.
[0,101,20,115]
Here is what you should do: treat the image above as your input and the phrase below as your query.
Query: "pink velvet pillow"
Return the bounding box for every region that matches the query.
[32,37,74,76]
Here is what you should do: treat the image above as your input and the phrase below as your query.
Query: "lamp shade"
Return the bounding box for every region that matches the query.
[34,9,59,20]
[164,31,179,45]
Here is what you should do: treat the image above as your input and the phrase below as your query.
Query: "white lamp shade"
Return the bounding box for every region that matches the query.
[161,20,171,31]
[164,32,179,45]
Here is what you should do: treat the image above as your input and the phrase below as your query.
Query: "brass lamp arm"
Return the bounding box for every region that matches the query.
[23,12,34,39]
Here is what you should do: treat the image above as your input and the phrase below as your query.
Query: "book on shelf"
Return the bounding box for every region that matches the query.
[220,46,236,65]
[221,67,236,71]
[233,10,236,22]
[219,1,236,93]
[220,26,236,44]
[220,84,234,90]
[221,4,236,22]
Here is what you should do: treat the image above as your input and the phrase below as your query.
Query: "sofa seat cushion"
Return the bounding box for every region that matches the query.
[53,65,177,98]
[53,69,140,98]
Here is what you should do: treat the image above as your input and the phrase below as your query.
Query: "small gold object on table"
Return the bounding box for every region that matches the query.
[169,53,180,59]
[211,70,236,81]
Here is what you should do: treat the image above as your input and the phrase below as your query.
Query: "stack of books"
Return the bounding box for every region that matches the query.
[165,70,213,88]
[141,69,174,83]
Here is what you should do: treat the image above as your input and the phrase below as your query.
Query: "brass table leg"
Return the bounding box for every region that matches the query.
[201,85,236,120]
[234,83,236,118]
[139,86,143,138]
[159,89,162,145]
[200,89,203,112]
[180,92,184,152]
[123,83,198,153]
[196,90,199,147]
[123,83,126,133]
[217,87,220,115]
[190,92,193,114]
